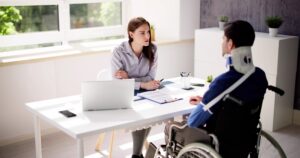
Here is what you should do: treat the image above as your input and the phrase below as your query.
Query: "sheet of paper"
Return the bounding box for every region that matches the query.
[137,90,182,104]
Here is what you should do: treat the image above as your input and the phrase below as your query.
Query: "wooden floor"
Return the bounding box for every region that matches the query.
[1,124,300,158]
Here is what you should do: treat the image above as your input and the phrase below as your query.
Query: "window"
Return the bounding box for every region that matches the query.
[0,0,125,52]
[70,2,121,29]
[15,5,59,33]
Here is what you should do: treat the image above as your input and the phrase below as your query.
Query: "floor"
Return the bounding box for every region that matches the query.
[0,124,300,158]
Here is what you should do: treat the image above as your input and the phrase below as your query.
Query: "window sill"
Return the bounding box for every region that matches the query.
[0,38,193,67]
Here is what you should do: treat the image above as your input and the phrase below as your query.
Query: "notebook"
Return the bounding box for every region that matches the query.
[81,79,134,111]
[137,90,182,104]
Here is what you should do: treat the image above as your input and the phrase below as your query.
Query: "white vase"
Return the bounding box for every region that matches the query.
[269,28,278,37]
[219,21,226,30]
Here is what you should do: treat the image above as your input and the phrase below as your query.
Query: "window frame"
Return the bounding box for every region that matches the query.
[0,0,125,48]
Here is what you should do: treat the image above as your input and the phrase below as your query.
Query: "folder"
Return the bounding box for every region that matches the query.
[137,90,182,104]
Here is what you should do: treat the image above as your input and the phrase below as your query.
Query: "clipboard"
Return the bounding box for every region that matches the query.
[137,90,182,104]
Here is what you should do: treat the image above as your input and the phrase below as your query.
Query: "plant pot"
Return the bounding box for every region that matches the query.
[269,28,278,37]
[150,28,155,41]
[219,21,226,30]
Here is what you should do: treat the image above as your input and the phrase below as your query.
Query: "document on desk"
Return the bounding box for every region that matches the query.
[137,90,182,104]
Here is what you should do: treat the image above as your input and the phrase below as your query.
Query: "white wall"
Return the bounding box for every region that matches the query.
[0,40,194,146]
[180,0,200,40]
[128,0,200,40]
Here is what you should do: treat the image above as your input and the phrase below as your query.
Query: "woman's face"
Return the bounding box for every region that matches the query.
[129,23,150,47]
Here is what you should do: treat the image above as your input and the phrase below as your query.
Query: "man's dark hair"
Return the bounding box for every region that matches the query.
[224,20,255,47]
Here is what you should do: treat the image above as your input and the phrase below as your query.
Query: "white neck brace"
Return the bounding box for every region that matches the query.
[230,46,255,74]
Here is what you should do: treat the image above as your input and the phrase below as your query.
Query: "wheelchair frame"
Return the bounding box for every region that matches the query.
[148,122,286,158]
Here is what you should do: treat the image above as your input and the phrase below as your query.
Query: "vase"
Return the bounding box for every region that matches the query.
[219,21,226,30]
[269,28,278,37]
[150,28,155,41]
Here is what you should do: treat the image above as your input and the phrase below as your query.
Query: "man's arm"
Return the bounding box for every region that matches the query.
[187,78,229,128]
[188,103,213,128]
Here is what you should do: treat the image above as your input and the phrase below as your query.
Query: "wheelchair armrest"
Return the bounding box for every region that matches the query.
[208,134,219,153]
[222,94,243,105]
[168,123,188,143]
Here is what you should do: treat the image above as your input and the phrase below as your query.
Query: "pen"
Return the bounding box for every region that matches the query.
[160,78,164,82]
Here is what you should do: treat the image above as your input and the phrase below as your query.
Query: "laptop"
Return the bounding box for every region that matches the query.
[81,79,134,111]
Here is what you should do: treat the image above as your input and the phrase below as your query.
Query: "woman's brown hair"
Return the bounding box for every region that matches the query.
[127,17,155,66]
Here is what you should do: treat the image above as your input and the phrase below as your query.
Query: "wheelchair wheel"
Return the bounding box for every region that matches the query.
[176,143,221,158]
[258,130,287,158]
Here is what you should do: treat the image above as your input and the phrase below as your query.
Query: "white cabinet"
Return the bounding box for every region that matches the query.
[194,28,299,131]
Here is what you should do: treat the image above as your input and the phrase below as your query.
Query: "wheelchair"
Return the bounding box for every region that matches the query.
[145,86,287,158]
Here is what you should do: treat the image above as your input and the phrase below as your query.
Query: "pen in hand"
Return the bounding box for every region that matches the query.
[160,78,164,82]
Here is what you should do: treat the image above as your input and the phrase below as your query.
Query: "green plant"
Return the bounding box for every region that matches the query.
[150,25,155,30]
[219,16,229,22]
[150,25,155,41]
[206,75,213,83]
[265,16,283,28]
[0,6,22,35]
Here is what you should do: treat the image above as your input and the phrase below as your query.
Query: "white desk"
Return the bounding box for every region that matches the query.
[25,78,207,158]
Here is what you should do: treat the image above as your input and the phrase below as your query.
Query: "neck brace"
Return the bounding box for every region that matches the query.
[227,46,255,74]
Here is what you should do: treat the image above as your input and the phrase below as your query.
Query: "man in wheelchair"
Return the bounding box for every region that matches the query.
[147,20,269,158]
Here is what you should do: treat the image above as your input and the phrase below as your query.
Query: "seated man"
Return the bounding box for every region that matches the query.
[166,20,268,158]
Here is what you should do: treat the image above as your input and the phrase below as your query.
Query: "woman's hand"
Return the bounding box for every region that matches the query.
[189,95,202,105]
[140,80,160,90]
[115,70,128,79]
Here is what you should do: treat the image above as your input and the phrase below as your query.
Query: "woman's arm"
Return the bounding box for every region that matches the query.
[135,48,158,89]
[135,49,158,82]
[111,47,124,79]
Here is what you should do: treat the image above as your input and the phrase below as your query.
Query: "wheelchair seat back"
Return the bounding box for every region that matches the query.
[205,94,264,157]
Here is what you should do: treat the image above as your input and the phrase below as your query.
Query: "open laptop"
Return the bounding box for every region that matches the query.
[81,79,134,111]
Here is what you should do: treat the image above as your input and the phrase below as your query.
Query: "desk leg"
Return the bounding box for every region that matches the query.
[34,116,42,158]
[77,139,84,158]
[108,131,115,158]
[144,140,149,150]
[95,133,105,152]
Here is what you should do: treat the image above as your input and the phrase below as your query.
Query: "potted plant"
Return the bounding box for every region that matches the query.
[265,16,283,37]
[206,75,213,83]
[150,25,156,41]
[218,16,229,30]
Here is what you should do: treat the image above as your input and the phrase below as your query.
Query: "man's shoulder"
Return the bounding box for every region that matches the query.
[254,67,266,75]
[214,70,241,83]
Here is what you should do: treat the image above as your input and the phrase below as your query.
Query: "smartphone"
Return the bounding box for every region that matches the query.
[59,110,76,118]
[191,83,205,87]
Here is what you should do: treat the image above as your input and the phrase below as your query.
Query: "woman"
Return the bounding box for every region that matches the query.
[111,17,159,158]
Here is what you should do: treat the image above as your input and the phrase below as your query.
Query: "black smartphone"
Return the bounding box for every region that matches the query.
[191,83,205,87]
[59,110,76,118]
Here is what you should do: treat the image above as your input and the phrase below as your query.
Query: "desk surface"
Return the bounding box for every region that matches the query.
[26,78,208,139]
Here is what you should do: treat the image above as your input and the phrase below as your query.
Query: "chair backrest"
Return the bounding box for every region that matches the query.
[96,68,112,81]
